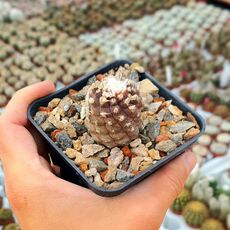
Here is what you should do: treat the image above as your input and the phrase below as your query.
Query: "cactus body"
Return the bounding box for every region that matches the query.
[182,201,209,228]
[189,90,205,103]
[201,218,225,230]
[171,188,191,214]
[85,76,142,148]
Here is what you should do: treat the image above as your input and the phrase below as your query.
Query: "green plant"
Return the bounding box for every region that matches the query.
[182,201,209,228]
[189,90,205,103]
[201,218,225,230]
[171,188,191,214]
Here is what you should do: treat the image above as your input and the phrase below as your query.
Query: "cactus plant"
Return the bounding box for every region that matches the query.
[201,218,225,230]
[9,9,25,22]
[3,223,20,230]
[189,89,205,103]
[207,92,219,102]
[220,96,230,107]
[185,165,200,190]
[0,208,14,226]
[213,105,229,118]
[192,178,214,204]
[219,194,230,220]
[171,188,191,214]
[85,75,143,148]
[180,88,192,100]
[182,201,209,228]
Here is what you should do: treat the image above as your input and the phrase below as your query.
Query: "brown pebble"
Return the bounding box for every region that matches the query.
[184,128,200,140]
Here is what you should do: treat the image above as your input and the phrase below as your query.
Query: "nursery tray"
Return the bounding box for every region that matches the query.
[28,60,205,197]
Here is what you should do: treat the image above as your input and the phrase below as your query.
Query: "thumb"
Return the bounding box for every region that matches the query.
[124,150,196,219]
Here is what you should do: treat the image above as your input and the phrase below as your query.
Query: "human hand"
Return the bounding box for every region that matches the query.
[0,81,196,230]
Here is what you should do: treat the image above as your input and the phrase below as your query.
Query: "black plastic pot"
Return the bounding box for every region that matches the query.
[28,60,205,197]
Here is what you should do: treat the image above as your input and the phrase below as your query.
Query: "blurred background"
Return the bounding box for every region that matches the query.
[0,0,229,229]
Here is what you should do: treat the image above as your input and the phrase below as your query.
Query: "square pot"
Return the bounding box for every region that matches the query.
[28,60,205,197]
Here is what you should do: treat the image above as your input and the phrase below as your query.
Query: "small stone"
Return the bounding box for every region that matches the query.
[94,173,104,187]
[48,98,61,109]
[82,144,105,158]
[163,109,174,121]
[88,177,94,183]
[34,111,48,125]
[139,161,153,171]
[170,121,195,133]
[145,142,152,148]
[116,169,134,182]
[65,148,77,159]
[139,134,151,144]
[104,166,117,183]
[79,163,88,172]
[131,144,148,157]
[65,124,77,138]
[141,111,156,128]
[108,147,124,168]
[73,139,82,151]
[155,140,177,153]
[80,106,87,120]
[40,120,55,133]
[148,149,161,160]
[72,92,86,101]
[129,71,139,82]
[130,63,145,73]
[143,156,153,163]
[87,76,96,85]
[71,120,87,135]
[80,133,95,145]
[58,96,73,116]
[148,102,162,113]
[85,168,97,177]
[170,133,184,146]
[48,114,64,129]
[105,181,124,189]
[168,104,183,116]
[56,131,72,150]
[88,159,107,172]
[157,109,166,121]
[187,112,200,129]
[139,79,159,96]
[74,151,87,166]
[142,94,154,108]
[120,156,130,171]
[128,156,144,171]
[96,149,110,158]
[66,105,78,117]
[155,134,170,143]
[184,128,200,140]
[130,138,142,148]
[146,120,160,140]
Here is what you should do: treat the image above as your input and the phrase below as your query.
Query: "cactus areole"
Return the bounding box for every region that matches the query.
[85,76,143,148]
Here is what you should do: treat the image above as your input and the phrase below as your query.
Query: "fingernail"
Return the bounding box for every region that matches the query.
[183,152,196,173]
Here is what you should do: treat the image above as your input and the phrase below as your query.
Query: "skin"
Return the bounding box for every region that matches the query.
[0,81,196,230]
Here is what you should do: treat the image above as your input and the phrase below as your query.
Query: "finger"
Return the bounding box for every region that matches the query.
[3,80,55,126]
[123,151,196,216]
